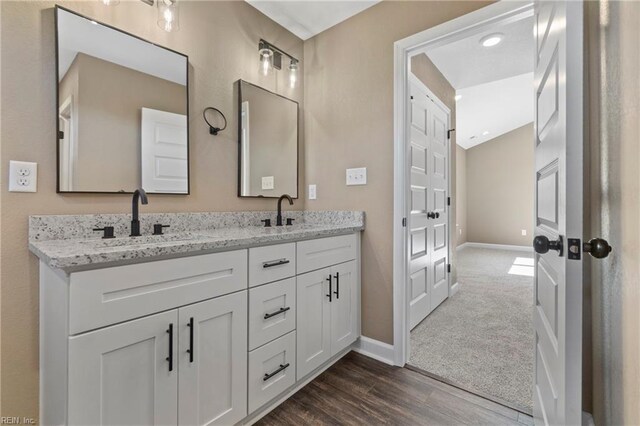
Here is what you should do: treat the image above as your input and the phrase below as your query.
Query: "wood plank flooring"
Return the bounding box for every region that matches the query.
[258,352,534,426]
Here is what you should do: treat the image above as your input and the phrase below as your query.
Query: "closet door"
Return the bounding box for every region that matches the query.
[68,310,178,426]
[178,291,248,426]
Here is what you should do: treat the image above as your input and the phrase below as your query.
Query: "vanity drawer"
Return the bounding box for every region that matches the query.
[68,250,247,335]
[249,243,296,287]
[248,331,296,414]
[296,234,357,274]
[249,278,296,350]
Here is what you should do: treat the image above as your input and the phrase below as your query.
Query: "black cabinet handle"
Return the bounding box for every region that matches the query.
[166,323,174,372]
[263,259,290,268]
[264,306,291,319]
[333,272,340,299]
[326,275,332,302]
[186,317,194,363]
[263,363,290,381]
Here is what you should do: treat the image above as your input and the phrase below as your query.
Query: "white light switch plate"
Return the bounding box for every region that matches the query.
[521,229,527,236]
[262,176,274,190]
[9,161,37,192]
[308,184,317,200]
[346,167,367,186]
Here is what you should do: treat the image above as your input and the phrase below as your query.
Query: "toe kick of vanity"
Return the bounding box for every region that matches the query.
[38,232,361,426]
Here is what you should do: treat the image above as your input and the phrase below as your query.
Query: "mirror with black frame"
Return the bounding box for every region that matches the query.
[238,80,298,198]
[56,7,189,194]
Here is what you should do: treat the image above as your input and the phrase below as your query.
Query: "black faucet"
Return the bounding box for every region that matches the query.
[130,188,148,237]
[276,194,294,226]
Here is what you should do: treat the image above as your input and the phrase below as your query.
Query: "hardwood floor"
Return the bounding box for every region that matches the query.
[258,352,534,426]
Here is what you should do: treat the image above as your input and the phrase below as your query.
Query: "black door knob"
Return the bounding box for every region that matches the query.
[427,212,436,219]
[583,238,612,259]
[533,235,563,255]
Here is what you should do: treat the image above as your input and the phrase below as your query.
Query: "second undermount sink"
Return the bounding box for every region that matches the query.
[81,233,200,248]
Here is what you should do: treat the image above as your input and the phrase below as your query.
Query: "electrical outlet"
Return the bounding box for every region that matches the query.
[261,176,274,190]
[346,167,367,186]
[308,184,317,200]
[9,161,37,192]
[521,229,527,236]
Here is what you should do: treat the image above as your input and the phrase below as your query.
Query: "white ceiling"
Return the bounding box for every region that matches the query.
[422,15,534,150]
[427,16,534,89]
[453,73,534,149]
[246,0,381,40]
[57,8,186,85]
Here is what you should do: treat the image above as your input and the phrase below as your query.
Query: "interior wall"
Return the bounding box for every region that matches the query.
[455,145,467,246]
[303,1,490,344]
[465,123,534,247]
[0,1,304,418]
[587,1,640,424]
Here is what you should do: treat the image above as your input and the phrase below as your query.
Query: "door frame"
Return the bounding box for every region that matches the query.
[392,0,534,366]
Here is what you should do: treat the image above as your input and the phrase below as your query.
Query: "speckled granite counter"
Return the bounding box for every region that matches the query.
[29,211,365,273]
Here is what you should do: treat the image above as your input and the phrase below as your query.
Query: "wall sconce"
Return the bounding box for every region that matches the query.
[99,0,180,33]
[258,39,299,88]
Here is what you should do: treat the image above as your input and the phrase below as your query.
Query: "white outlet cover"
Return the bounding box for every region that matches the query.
[308,184,317,200]
[261,176,274,190]
[346,167,367,186]
[521,229,527,236]
[9,161,37,192]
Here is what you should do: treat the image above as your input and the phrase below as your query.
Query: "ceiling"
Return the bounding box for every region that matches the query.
[423,15,534,149]
[246,0,381,40]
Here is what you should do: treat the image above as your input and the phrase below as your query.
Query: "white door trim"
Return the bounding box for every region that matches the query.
[393,0,534,366]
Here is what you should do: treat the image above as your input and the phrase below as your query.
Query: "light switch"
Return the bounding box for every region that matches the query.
[346,167,367,186]
[9,160,37,192]
[308,184,317,200]
[262,176,274,190]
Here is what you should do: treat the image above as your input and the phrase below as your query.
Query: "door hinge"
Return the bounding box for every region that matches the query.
[447,264,451,273]
[447,197,451,206]
[58,130,64,139]
[447,128,456,140]
[568,238,581,260]
[402,217,407,227]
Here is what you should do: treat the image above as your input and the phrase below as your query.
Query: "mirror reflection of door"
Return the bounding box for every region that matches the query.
[58,96,74,192]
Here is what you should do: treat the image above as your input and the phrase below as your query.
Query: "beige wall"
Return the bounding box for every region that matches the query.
[455,145,467,246]
[303,1,489,344]
[1,1,304,418]
[465,123,534,246]
[587,1,640,424]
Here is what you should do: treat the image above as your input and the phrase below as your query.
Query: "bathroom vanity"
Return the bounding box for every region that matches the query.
[30,211,364,425]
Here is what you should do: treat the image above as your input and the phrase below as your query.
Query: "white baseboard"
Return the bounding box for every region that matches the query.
[450,281,460,296]
[353,336,396,366]
[457,242,532,252]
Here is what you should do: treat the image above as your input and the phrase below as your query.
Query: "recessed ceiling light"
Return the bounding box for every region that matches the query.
[480,33,504,47]
[455,94,462,101]
[482,130,490,136]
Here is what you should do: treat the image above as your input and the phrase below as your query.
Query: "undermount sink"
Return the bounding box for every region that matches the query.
[81,233,199,248]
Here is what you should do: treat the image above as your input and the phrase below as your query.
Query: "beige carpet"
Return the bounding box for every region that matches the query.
[409,246,534,412]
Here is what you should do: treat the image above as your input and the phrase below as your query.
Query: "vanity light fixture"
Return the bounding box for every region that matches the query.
[100,0,120,5]
[157,0,179,33]
[258,39,300,88]
[480,33,504,47]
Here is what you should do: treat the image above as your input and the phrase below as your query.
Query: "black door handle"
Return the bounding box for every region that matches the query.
[166,323,174,372]
[333,272,340,299]
[583,238,612,259]
[326,275,332,302]
[186,317,194,363]
[533,235,563,256]
[264,306,291,319]
[427,212,436,219]
[263,363,290,381]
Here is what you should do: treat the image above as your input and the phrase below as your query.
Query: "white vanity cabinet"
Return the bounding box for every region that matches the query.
[39,232,361,426]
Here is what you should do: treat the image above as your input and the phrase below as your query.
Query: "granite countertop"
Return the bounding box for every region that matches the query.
[29,211,364,273]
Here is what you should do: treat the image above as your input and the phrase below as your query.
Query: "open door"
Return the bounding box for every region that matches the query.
[532,1,583,424]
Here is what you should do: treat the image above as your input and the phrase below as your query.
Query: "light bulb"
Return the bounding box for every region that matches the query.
[480,33,504,47]
[158,0,179,33]
[289,60,298,88]
[259,47,273,76]
[101,0,119,5]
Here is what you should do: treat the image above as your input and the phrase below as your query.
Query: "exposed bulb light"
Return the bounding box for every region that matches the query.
[259,47,274,76]
[157,0,179,33]
[480,33,504,47]
[289,60,298,88]
[454,94,462,101]
[100,0,119,5]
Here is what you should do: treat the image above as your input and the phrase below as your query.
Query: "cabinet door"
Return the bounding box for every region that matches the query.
[68,310,178,426]
[178,291,248,426]
[296,268,332,379]
[330,260,359,355]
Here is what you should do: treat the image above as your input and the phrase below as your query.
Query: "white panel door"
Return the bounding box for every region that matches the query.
[330,260,358,355]
[141,107,188,193]
[178,291,248,426]
[68,310,178,426]
[296,268,332,378]
[532,1,584,425]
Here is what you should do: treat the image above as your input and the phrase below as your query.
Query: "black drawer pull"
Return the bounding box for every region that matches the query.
[264,306,291,320]
[263,259,290,268]
[263,363,290,381]
[166,323,174,372]
[187,317,194,363]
